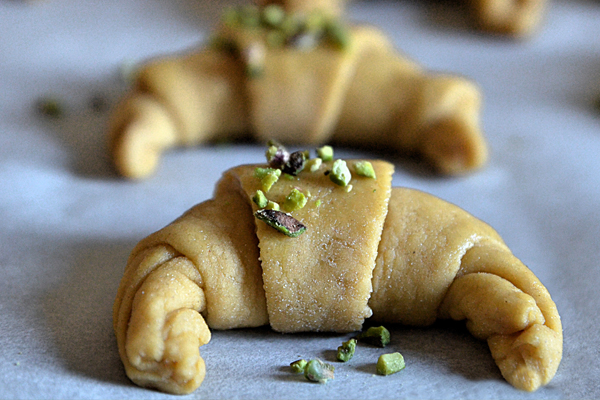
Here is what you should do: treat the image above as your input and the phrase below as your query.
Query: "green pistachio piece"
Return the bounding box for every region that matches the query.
[262,4,285,27]
[239,5,261,27]
[329,159,351,187]
[266,30,286,48]
[254,167,281,192]
[290,359,308,373]
[306,157,322,172]
[280,14,302,37]
[357,326,390,348]
[266,200,280,211]
[304,11,327,35]
[353,161,376,179]
[254,209,306,237]
[35,97,63,118]
[314,199,322,208]
[252,190,268,208]
[336,338,356,362]
[221,6,240,27]
[284,188,307,212]
[304,359,334,383]
[324,19,350,50]
[376,353,405,376]
[316,145,334,161]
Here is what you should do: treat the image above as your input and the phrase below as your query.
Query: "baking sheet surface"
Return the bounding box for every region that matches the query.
[1,0,599,398]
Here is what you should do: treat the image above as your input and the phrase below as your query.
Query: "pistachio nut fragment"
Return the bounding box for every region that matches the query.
[282,151,306,176]
[316,145,334,161]
[36,97,63,118]
[284,188,307,212]
[261,4,285,27]
[252,190,268,208]
[336,338,357,362]
[306,157,322,172]
[265,140,290,169]
[357,326,390,348]
[353,161,376,179]
[254,209,306,237]
[376,353,406,376]
[329,159,351,186]
[304,359,334,383]
[290,359,308,373]
[266,200,280,211]
[254,167,281,192]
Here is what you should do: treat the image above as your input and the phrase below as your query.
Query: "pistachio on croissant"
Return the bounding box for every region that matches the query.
[108,3,487,179]
[113,155,562,394]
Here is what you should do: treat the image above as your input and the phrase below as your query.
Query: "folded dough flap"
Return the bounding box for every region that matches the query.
[128,174,268,331]
[224,25,394,145]
[229,160,394,333]
[369,187,506,326]
[136,49,249,144]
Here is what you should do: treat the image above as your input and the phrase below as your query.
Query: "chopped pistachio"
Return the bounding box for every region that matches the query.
[314,199,322,208]
[290,359,308,373]
[255,209,306,237]
[254,167,281,192]
[266,200,280,211]
[304,359,334,383]
[254,167,279,179]
[265,141,289,169]
[329,159,351,186]
[376,353,405,376]
[336,338,357,362]
[221,6,240,27]
[357,326,390,348]
[266,30,286,48]
[35,97,62,118]
[304,11,327,35]
[284,188,307,211]
[282,173,296,180]
[344,184,353,193]
[252,190,268,208]
[261,4,285,27]
[324,19,350,50]
[316,145,334,161]
[239,5,261,27]
[353,161,376,179]
[306,157,322,172]
[280,14,302,38]
[282,151,306,176]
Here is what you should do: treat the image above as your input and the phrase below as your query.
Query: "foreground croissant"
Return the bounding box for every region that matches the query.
[113,157,562,394]
[109,2,487,179]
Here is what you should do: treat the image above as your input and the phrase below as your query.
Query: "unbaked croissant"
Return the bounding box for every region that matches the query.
[265,0,548,36]
[108,4,487,179]
[113,158,562,394]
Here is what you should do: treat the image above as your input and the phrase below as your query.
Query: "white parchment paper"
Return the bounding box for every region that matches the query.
[1,0,599,398]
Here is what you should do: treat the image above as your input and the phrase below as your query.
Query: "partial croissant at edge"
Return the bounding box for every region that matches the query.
[113,159,562,394]
[108,4,488,180]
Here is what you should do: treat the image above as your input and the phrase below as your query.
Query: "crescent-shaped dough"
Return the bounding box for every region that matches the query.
[113,159,562,394]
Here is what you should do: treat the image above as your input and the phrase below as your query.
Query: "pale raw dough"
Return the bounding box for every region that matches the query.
[108,7,487,179]
[113,159,562,394]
